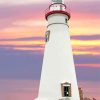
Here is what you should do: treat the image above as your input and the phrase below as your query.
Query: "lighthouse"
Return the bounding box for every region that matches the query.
[35,0,80,100]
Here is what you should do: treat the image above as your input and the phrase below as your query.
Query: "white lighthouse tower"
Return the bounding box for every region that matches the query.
[35,0,80,100]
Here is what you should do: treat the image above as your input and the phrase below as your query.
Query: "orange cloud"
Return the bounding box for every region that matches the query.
[14,47,44,53]
[73,51,100,56]
[71,40,100,46]
[0,41,33,46]
[0,37,99,55]
[69,12,100,35]
[72,45,100,55]
[13,19,47,27]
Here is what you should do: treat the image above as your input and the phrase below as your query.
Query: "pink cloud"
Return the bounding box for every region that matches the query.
[0,92,36,100]
[0,80,99,100]
[75,64,100,68]
[0,80,39,100]
[78,81,100,100]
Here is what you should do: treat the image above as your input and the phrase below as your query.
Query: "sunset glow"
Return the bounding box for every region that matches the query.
[0,0,100,100]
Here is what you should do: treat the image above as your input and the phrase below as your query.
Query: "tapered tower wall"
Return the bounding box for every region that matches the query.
[35,1,80,100]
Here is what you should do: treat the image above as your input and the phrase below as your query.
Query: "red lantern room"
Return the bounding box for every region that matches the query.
[45,0,70,20]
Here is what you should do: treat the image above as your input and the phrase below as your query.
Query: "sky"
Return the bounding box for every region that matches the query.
[0,0,100,100]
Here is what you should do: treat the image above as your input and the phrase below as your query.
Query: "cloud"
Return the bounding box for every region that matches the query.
[0,48,43,80]
[71,40,100,46]
[0,0,100,84]
[0,47,99,80]
[0,4,45,19]
[0,0,100,41]
[75,64,100,68]
[0,0,100,30]
[0,40,45,52]
[0,33,100,57]
[71,34,100,40]
[0,80,99,100]
[0,36,45,52]
[68,0,100,15]
[0,80,38,100]
[0,36,100,55]
[75,54,100,81]
[74,55,100,64]
[0,36,44,41]
[76,67,100,82]
[78,81,100,100]
[0,4,46,30]
[13,20,47,27]
[72,46,100,56]
[0,0,49,5]
[0,80,35,92]
[0,44,44,51]
[0,0,99,5]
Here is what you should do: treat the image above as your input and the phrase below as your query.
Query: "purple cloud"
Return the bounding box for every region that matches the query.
[0,47,99,82]
[0,4,46,29]
[0,36,44,41]
[0,44,44,49]
[69,1,100,15]
[0,48,43,80]
[0,4,45,19]
[0,1,100,29]
[0,36,45,52]
[76,67,100,82]
[73,46,100,53]
[71,34,100,40]
[74,55,100,64]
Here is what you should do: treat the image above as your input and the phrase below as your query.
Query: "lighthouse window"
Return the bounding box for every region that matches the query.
[65,18,68,23]
[45,30,50,42]
[61,82,71,97]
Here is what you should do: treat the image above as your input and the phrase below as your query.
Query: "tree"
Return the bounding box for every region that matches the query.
[93,98,96,100]
[84,97,91,100]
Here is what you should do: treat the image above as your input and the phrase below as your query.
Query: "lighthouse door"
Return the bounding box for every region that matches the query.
[64,86,70,96]
[61,82,71,97]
